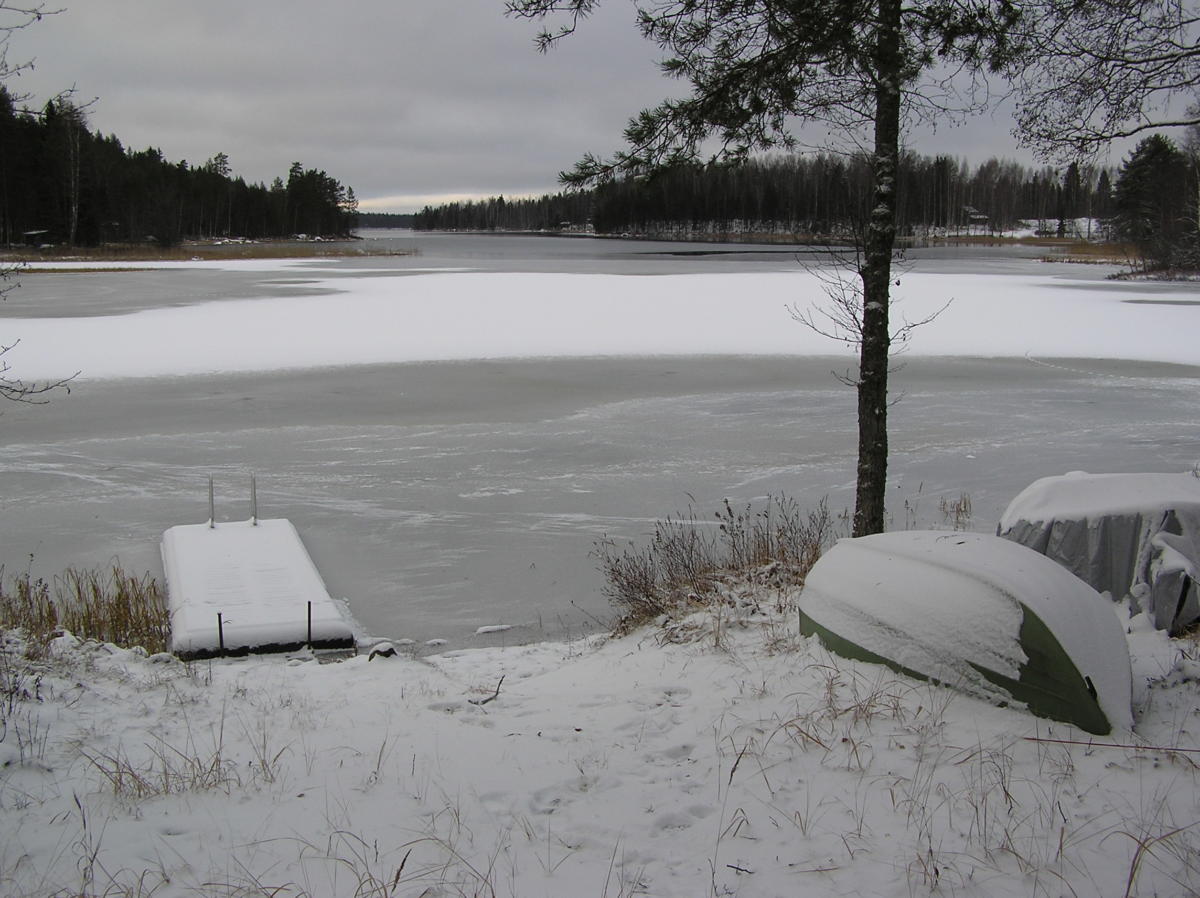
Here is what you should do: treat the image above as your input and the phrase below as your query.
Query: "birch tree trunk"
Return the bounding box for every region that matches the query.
[854,0,902,537]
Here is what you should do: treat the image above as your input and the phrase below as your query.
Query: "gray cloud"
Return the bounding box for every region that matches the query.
[10,0,1058,212]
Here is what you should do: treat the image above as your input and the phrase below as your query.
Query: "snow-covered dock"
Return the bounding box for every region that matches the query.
[162,517,355,659]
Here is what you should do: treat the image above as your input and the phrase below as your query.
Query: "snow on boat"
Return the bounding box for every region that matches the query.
[798,531,1131,735]
[162,480,354,659]
[998,471,1200,634]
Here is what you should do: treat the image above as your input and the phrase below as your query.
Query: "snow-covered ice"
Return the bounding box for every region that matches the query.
[4,267,1200,380]
[476,624,514,635]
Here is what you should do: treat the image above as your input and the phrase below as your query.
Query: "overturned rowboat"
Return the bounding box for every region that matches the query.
[798,530,1132,735]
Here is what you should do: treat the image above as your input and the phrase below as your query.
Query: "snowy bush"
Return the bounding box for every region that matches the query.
[594,495,837,630]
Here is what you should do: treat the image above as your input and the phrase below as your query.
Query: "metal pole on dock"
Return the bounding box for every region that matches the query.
[250,474,258,526]
[208,476,215,529]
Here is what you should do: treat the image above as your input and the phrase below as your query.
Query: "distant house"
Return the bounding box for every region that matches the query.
[962,206,989,230]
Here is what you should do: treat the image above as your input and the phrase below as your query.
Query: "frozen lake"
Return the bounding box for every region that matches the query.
[2,232,1198,649]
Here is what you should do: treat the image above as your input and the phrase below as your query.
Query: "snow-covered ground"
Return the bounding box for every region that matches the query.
[2,598,1197,897]
[2,257,1200,895]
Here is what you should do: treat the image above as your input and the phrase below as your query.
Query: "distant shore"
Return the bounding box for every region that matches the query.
[1,228,1129,266]
[1,236,414,265]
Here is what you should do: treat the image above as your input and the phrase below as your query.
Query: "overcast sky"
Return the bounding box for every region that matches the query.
[9,1,1054,213]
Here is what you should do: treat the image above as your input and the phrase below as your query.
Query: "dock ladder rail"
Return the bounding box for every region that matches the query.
[208,474,258,529]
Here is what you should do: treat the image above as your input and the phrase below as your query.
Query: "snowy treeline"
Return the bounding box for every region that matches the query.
[414,152,1117,238]
[0,88,358,247]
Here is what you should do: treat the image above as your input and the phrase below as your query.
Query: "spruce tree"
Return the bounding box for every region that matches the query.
[1113,134,1195,271]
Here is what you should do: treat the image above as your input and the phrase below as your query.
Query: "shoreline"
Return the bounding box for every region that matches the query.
[2,228,1131,265]
[0,236,414,266]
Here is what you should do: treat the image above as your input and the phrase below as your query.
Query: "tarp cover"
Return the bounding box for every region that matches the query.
[799,531,1132,734]
[998,472,1200,633]
[163,518,354,657]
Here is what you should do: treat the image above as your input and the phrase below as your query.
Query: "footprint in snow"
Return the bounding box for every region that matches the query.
[652,803,715,833]
[662,743,695,761]
[652,811,696,831]
[528,786,564,815]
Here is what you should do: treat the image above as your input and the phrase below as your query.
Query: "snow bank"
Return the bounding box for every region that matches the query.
[3,604,1194,897]
[999,471,1200,632]
[4,267,1199,380]
[799,531,1132,733]
[161,518,354,657]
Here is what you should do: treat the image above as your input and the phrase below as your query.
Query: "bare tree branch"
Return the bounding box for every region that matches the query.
[0,3,61,78]
[1013,0,1200,160]
[0,335,77,405]
[789,252,951,386]
[1,3,72,407]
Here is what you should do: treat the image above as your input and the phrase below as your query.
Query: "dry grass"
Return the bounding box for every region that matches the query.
[906,233,1124,249]
[1045,240,1136,258]
[84,735,239,800]
[899,233,1135,264]
[0,571,58,639]
[0,564,170,654]
[938,492,973,530]
[594,495,837,631]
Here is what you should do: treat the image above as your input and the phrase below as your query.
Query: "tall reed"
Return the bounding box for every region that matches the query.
[0,564,170,653]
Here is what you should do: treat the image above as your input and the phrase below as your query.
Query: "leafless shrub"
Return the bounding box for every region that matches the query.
[0,637,49,765]
[594,495,837,632]
[0,567,57,643]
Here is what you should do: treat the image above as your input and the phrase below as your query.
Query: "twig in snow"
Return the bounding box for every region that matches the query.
[728,736,751,785]
[1023,736,1200,753]
[391,848,412,889]
[570,599,609,629]
[469,676,505,706]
